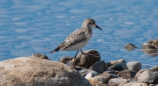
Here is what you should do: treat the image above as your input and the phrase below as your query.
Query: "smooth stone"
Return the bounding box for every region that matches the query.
[86,77,98,86]
[107,59,125,67]
[98,72,116,83]
[85,72,93,79]
[147,39,158,48]
[117,70,137,80]
[142,42,156,49]
[71,49,100,68]
[0,57,90,86]
[98,84,108,86]
[59,56,73,64]
[118,82,128,86]
[108,78,128,86]
[150,65,158,71]
[113,62,128,71]
[30,53,49,60]
[126,61,141,72]
[141,41,158,56]
[123,82,148,86]
[130,83,148,86]
[89,61,108,73]
[94,76,107,84]
[124,43,137,51]
[153,77,158,85]
[122,82,135,86]
[79,69,99,77]
[134,70,158,84]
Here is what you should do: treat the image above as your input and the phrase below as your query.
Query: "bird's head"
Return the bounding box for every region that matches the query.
[82,18,102,30]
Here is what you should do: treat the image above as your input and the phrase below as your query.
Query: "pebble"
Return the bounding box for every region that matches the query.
[71,49,100,68]
[79,69,99,77]
[30,53,49,60]
[108,78,129,86]
[124,43,137,51]
[134,70,158,84]
[126,61,141,72]
[59,56,73,64]
[89,61,108,73]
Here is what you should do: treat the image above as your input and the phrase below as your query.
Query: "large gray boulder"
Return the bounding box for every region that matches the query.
[0,57,90,86]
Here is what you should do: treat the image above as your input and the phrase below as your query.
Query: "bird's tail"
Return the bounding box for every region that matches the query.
[50,48,59,53]
[50,47,60,53]
[50,42,65,53]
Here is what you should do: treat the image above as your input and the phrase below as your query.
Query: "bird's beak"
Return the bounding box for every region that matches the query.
[96,25,102,30]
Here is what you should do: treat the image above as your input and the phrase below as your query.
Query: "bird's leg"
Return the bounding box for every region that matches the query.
[72,50,79,69]
[74,50,79,59]
[80,49,86,54]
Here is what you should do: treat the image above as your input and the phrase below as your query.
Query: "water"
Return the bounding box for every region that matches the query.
[0,0,158,69]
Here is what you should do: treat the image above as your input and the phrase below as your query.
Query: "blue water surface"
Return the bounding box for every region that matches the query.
[0,0,158,69]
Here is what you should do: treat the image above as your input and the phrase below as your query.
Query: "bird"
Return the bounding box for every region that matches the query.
[50,18,102,64]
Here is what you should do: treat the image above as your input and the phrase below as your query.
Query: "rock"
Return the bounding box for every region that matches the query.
[141,41,158,56]
[126,61,141,72]
[148,39,158,48]
[96,72,115,83]
[117,70,137,80]
[142,42,156,49]
[85,72,94,79]
[113,62,128,71]
[150,65,158,71]
[85,72,115,85]
[89,61,108,73]
[59,56,73,64]
[84,72,99,86]
[118,82,127,86]
[71,49,100,68]
[153,77,158,85]
[134,70,158,84]
[94,76,107,84]
[79,69,99,77]
[30,53,49,60]
[124,43,137,51]
[86,77,98,86]
[0,57,91,86]
[130,82,148,86]
[149,84,156,86]
[123,82,148,86]
[98,84,108,86]
[107,59,125,67]
[108,78,128,86]
[122,82,134,86]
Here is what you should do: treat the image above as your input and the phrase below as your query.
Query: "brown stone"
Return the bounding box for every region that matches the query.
[0,57,91,86]
[108,78,128,86]
[150,65,158,71]
[59,56,73,64]
[109,59,125,66]
[134,70,158,84]
[117,70,137,79]
[71,49,100,68]
[30,53,49,60]
[124,43,137,51]
[126,61,141,72]
[97,72,115,83]
[89,61,108,73]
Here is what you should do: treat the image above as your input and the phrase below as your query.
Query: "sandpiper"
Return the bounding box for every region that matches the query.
[50,18,102,60]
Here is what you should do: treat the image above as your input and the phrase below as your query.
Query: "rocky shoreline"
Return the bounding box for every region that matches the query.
[0,49,157,86]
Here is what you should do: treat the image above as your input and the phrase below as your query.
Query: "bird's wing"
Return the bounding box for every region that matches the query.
[59,29,88,50]
[50,28,89,53]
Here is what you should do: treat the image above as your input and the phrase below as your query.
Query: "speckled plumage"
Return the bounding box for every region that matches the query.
[50,18,102,55]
